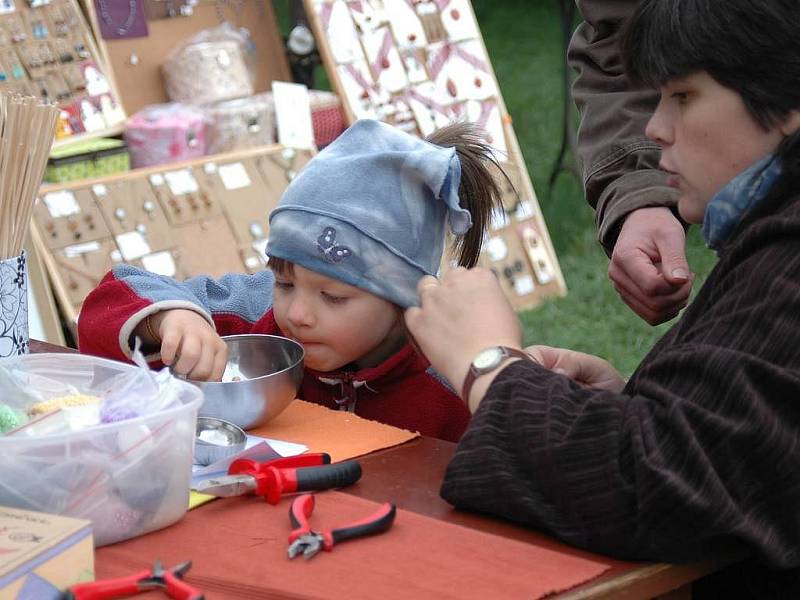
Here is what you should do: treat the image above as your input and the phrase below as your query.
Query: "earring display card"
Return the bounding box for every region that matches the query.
[32,145,316,325]
[0,0,125,139]
[306,0,566,309]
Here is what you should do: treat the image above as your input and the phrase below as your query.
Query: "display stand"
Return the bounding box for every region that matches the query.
[80,0,292,115]
[304,0,566,310]
[32,144,313,331]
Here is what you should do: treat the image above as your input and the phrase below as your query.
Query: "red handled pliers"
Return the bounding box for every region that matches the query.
[287,493,396,560]
[63,560,202,599]
[193,452,362,504]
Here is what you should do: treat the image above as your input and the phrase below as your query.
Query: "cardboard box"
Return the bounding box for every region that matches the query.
[0,506,93,599]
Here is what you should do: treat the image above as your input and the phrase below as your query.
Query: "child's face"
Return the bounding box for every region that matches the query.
[272,265,404,372]
[646,71,789,224]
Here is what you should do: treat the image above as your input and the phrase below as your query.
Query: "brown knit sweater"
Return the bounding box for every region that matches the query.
[441,190,800,596]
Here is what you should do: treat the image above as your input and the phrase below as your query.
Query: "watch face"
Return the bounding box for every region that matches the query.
[473,346,504,370]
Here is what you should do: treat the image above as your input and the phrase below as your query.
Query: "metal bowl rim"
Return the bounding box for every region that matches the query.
[195,334,305,386]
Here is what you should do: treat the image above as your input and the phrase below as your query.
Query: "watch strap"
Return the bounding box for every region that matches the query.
[461,346,532,403]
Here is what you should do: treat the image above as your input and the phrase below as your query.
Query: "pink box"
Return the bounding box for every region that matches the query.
[125,103,208,169]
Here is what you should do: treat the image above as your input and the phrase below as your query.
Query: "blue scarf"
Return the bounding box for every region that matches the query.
[702,154,783,253]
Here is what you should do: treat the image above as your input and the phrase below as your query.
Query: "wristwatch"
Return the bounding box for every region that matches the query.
[461,346,531,402]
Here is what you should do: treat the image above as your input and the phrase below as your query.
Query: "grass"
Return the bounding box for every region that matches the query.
[473,0,719,376]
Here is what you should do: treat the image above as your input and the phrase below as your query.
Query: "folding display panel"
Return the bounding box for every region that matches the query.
[305,0,567,310]
[32,145,315,328]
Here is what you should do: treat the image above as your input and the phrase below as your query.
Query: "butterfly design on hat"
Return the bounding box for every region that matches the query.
[317,227,352,263]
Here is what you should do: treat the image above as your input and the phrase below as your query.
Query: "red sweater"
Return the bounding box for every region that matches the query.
[78,266,470,442]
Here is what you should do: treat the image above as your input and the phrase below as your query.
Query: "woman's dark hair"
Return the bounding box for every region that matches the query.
[270,122,506,276]
[623,0,800,199]
[623,0,800,130]
[425,121,505,268]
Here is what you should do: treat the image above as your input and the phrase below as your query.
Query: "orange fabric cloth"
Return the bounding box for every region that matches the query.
[249,399,420,462]
[97,491,610,599]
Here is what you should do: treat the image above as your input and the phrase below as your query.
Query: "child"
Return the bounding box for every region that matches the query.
[406,0,800,595]
[78,119,505,442]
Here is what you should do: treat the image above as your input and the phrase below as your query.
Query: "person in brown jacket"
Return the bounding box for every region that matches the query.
[406,0,800,596]
[569,0,693,325]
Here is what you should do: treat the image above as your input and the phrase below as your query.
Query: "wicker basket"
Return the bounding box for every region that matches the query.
[162,40,253,105]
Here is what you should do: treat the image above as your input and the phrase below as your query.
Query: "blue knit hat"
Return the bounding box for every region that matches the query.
[266,119,471,307]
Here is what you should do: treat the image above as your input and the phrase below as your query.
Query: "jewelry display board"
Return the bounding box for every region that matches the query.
[0,0,125,143]
[304,0,566,310]
[31,144,313,329]
[80,0,291,115]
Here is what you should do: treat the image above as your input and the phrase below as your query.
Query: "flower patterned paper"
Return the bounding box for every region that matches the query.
[0,252,28,358]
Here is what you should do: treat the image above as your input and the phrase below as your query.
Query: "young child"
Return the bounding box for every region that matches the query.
[406,0,800,595]
[78,119,505,442]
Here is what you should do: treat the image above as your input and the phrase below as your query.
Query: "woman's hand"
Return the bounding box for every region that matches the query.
[525,345,625,392]
[142,309,228,381]
[405,267,523,401]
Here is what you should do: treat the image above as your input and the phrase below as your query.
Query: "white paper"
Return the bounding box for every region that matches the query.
[485,236,508,262]
[440,0,480,41]
[252,237,269,256]
[385,0,427,47]
[42,190,80,218]
[428,39,497,102]
[203,162,218,174]
[317,0,363,64]
[513,275,535,296]
[347,0,387,33]
[164,169,199,196]
[515,200,535,220]
[116,231,151,261]
[149,173,165,186]
[217,162,252,191]
[337,61,380,120]
[92,184,107,197]
[362,27,408,93]
[272,81,315,150]
[63,241,100,258]
[141,251,177,276]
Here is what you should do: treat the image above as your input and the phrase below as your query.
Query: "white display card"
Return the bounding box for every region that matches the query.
[116,231,151,261]
[141,251,177,277]
[218,162,252,191]
[272,81,315,150]
[42,190,80,218]
[164,169,199,196]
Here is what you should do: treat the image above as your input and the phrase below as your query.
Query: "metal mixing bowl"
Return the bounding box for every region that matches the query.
[193,334,304,429]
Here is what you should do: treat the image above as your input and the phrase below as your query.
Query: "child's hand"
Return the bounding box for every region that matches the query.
[149,309,228,381]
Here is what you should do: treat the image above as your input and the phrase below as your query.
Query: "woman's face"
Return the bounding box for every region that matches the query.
[646,72,791,224]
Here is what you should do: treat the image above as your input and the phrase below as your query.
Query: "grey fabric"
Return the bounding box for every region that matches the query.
[266,119,468,307]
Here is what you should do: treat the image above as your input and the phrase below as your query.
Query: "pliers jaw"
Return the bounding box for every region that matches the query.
[287,533,327,560]
[287,494,396,561]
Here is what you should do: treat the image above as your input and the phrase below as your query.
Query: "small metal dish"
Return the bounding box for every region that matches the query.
[194,417,247,466]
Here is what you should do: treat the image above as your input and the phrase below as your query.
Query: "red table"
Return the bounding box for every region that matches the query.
[30,340,732,598]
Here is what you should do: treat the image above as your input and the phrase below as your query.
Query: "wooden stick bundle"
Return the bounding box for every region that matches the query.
[0,93,59,260]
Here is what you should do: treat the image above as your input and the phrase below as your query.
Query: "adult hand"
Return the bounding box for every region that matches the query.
[404,267,523,404]
[146,309,228,381]
[609,206,693,325]
[525,345,625,393]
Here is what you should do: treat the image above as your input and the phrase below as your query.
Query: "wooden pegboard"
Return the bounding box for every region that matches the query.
[32,144,314,329]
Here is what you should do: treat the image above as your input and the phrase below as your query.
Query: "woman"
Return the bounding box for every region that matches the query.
[405,0,800,595]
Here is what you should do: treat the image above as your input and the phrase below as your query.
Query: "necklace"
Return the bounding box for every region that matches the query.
[97,0,138,37]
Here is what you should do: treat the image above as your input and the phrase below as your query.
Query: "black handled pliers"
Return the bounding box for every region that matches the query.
[287,493,396,560]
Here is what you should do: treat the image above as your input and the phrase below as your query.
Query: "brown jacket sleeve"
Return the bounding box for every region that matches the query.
[440,194,800,573]
[568,0,679,253]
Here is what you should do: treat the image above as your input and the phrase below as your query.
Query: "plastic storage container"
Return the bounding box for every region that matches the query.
[0,353,203,547]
